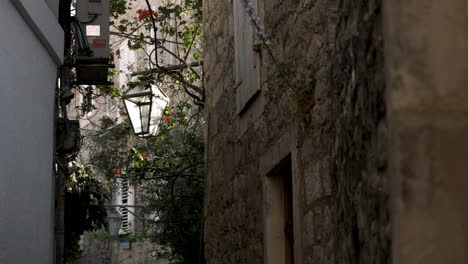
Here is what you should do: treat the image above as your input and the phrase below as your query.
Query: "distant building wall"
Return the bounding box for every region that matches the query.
[72,0,175,263]
[75,236,168,264]
[0,0,63,263]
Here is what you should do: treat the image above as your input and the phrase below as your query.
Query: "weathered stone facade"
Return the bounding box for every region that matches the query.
[74,237,168,264]
[204,0,468,263]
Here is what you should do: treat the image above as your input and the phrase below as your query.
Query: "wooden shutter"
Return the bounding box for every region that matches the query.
[117,179,135,234]
[118,44,128,88]
[234,0,260,113]
[118,43,136,88]
[119,180,130,234]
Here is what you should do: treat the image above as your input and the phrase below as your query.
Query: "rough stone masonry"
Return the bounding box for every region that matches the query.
[203,0,468,263]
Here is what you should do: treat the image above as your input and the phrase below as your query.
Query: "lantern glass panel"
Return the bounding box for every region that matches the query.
[123,84,169,137]
[140,103,151,134]
[148,86,169,136]
[139,94,151,104]
[124,99,143,134]
[126,84,145,95]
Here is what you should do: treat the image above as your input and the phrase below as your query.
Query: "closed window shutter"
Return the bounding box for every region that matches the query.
[118,180,129,234]
[127,184,135,232]
[234,0,260,113]
[157,32,168,65]
[119,43,137,88]
[117,179,135,234]
[118,44,128,88]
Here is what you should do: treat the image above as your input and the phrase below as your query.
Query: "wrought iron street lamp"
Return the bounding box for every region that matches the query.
[106,205,142,237]
[122,84,169,137]
[107,208,122,237]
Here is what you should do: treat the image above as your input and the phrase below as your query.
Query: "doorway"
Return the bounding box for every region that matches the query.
[264,155,294,264]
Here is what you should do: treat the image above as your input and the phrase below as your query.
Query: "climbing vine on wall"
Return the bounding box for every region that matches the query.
[239,0,316,115]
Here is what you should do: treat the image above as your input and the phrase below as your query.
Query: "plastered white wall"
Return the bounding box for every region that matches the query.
[0,1,62,263]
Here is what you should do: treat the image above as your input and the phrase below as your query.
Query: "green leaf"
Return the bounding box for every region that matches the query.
[193,52,202,60]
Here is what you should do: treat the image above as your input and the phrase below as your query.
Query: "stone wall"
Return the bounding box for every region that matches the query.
[74,236,168,264]
[203,0,390,263]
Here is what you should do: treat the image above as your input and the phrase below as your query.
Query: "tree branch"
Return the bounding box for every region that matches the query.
[145,0,160,67]
[110,31,184,45]
[158,44,201,79]
[131,61,203,76]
